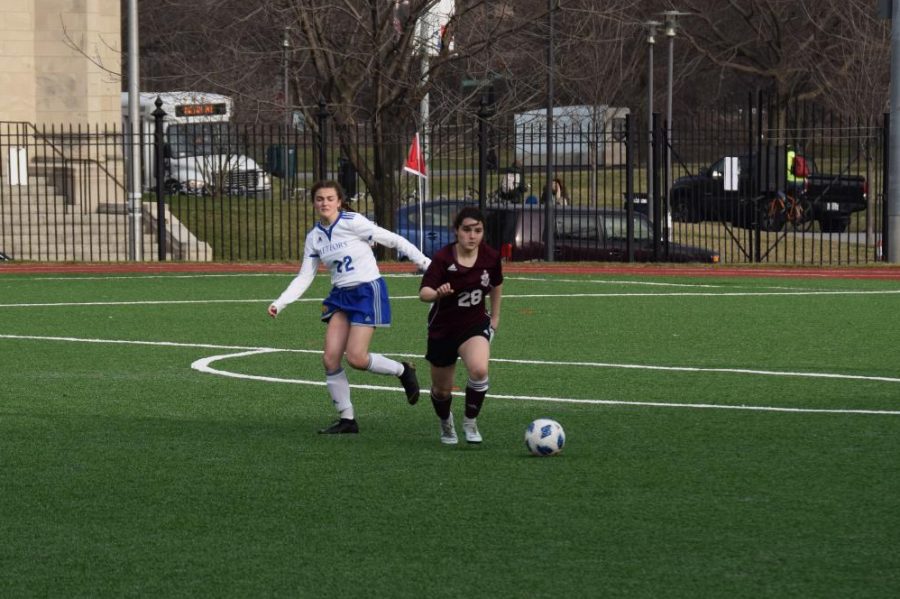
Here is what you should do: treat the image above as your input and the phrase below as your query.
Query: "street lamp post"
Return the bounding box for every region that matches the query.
[546,0,556,262]
[126,0,142,261]
[282,28,290,124]
[644,21,661,230]
[889,0,900,261]
[282,27,291,199]
[662,10,688,244]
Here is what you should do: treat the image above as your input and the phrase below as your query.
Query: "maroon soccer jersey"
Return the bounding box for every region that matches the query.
[421,242,503,340]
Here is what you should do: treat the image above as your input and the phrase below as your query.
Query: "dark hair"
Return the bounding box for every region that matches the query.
[453,206,485,229]
[310,180,346,203]
[553,177,567,197]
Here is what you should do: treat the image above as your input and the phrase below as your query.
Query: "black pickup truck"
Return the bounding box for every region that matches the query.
[670,152,867,233]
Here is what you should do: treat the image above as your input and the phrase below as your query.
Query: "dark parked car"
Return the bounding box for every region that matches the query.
[395,199,475,258]
[484,205,720,263]
[670,152,866,233]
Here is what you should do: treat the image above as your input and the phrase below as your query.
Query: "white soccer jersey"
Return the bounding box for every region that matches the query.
[271,211,430,313]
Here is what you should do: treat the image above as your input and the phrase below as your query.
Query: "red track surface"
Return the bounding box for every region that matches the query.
[3,261,900,279]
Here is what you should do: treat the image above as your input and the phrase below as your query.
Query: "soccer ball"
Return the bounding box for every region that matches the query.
[525,418,565,456]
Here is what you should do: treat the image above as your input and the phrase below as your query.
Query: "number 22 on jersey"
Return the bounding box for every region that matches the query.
[333,255,354,273]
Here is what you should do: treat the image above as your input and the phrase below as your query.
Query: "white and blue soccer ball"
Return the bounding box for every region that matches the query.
[525,418,565,456]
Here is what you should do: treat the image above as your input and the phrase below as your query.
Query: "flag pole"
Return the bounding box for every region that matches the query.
[404,132,427,252]
[418,16,430,253]
[417,168,425,252]
[417,132,425,252]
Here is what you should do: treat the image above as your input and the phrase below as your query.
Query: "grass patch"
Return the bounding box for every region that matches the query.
[2,270,898,597]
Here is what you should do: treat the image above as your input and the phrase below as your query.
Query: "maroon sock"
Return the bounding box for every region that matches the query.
[431,392,452,420]
[464,381,488,419]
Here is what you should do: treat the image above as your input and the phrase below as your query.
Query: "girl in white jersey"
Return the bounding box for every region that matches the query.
[268,180,431,434]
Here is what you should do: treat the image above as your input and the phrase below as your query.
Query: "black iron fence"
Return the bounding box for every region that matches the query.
[0,95,888,264]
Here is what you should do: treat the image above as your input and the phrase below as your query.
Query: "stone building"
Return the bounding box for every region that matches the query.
[0,1,175,261]
[1,0,121,126]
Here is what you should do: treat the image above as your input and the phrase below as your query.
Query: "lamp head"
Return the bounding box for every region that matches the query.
[644,20,662,44]
[661,10,690,36]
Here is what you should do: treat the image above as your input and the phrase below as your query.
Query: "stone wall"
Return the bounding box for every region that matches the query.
[1,0,121,127]
[1,0,124,210]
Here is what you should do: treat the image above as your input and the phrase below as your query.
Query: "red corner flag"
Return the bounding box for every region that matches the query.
[403,133,427,178]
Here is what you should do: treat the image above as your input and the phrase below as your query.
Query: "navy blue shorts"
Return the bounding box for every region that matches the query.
[321,278,392,327]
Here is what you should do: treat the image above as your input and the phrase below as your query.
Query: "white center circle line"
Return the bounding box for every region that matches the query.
[190,349,900,416]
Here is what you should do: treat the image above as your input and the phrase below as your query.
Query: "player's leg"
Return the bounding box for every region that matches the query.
[344,280,420,404]
[323,311,350,372]
[320,311,358,434]
[343,324,376,371]
[343,324,420,404]
[457,335,491,443]
[429,362,458,445]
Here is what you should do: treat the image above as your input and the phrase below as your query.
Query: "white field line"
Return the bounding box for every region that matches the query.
[5,272,709,286]
[500,289,900,298]
[3,272,426,283]
[7,273,420,282]
[508,276,827,292]
[3,333,899,415]
[1,272,860,294]
[510,276,723,288]
[18,273,281,281]
[2,288,900,309]
[0,271,833,288]
[191,349,900,416]
[2,333,900,383]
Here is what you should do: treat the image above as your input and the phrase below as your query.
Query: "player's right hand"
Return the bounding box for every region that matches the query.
[267,304,279,318]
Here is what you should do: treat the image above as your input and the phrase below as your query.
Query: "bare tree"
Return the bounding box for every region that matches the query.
[674,0,890,121]
[137,1,640,234]
[279,1,517,232]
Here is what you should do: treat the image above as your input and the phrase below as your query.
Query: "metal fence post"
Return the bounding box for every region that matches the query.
[652,112,662,261]
[884,112,891,261]
[152,97,167,261]
[753,90,764,263]
[477,96,490,212]
[745,92,755,263]
[625,112,635,262]
[317,97,328,181]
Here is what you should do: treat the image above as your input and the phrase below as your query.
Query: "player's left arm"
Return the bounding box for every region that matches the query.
[419,257,452,302]
[368,224,432,271]
[420,282,454,303]
[488,283,503,332]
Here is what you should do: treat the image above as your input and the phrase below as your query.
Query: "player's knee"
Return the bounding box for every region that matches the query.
[431,384,453,397]
[345,351,369,370]
[468,365,489,382]
[322,354,342,372]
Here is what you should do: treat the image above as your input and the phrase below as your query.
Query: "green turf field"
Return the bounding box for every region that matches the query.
[1,269,899,598]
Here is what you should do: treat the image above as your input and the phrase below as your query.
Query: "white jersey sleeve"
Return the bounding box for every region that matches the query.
[271,230,321,312]
[367,223,432,271]
[273,213,430,301]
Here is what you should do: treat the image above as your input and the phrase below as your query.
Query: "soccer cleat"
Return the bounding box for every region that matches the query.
[440,413,458,445]
[318,418,359,434]
[399,362,420,405]
[462,418,482,444]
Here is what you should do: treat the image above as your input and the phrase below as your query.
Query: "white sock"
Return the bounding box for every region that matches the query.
[366,353,403,376]
[326,369,354,420]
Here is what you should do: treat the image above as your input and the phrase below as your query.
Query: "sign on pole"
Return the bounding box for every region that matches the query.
[419,0,455,56]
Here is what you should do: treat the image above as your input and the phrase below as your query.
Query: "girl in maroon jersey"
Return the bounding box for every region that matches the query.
[419,207,503,445]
